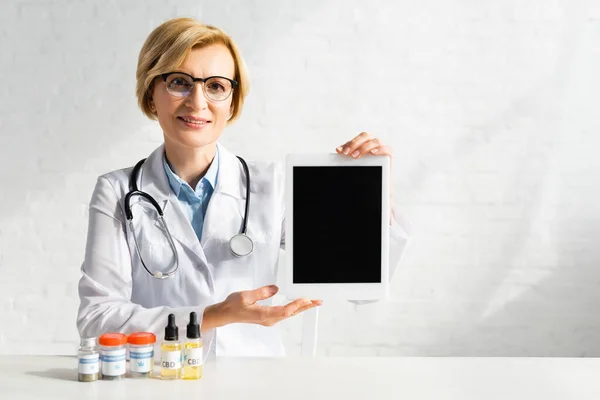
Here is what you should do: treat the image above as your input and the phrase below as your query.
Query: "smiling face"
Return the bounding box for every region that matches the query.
[151,44,236,150]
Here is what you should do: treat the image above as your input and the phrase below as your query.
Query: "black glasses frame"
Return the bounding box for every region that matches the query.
[161,72,238,101]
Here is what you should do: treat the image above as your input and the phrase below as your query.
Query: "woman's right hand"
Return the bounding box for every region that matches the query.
[203,285,322,329]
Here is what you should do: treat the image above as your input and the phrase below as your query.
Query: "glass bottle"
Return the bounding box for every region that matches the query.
[183,312,203,380]
[160,314,182,380]
[78,337,99,382]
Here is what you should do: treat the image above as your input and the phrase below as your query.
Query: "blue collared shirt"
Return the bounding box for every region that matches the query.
[163,148,219,241]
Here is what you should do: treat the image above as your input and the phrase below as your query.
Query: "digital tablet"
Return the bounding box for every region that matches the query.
[283,153,390,301]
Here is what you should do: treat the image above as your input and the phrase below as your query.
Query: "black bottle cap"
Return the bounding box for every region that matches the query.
[165,313,178,341]
[187,312,201,339]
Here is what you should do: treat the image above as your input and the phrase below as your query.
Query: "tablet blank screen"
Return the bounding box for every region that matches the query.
[292,166,382,284]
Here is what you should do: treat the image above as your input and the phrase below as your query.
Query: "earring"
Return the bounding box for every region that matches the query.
[149,102,156,113]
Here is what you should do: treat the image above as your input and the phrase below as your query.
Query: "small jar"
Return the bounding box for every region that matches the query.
[127,332,156,378]
[78,337,99,382]
[99,333,127,380]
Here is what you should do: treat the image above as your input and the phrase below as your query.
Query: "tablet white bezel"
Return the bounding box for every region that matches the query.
[283,153,390,301]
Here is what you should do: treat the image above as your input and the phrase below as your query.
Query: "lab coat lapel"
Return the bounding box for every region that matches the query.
[137,145,207,263]
[200,143,246,247]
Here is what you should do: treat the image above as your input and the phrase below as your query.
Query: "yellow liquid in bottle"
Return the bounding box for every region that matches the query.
[183,340,203,380]
[160,342,182,380]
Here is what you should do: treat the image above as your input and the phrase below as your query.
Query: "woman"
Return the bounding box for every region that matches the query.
[77,18,410,357]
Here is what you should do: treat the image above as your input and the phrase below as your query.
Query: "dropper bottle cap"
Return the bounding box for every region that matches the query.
[164,313,178,341]
[186,312,201,339]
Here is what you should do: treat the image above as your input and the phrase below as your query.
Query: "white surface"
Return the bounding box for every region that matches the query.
[2,0,600,357]
[301,307,319,357]
[284,153,390,301]
[2,356,600,399]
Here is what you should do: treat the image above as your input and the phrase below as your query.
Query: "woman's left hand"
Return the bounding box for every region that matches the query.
[336,131,393,159]
[336,132,394,221]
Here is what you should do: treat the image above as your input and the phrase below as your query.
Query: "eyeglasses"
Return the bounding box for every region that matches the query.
[161,72,238,102]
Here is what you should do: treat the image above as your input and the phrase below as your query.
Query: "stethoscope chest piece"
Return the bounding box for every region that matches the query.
[229,234,254,257]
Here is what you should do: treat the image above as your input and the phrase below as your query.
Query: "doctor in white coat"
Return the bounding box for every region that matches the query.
[77,18,411,357]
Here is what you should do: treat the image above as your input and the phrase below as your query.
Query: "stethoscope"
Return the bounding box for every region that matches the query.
[124,155,254,279]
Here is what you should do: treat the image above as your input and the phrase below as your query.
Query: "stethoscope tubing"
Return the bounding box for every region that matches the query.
[124,153,252,279]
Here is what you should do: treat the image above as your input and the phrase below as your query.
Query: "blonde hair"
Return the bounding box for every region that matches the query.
[136,18,249,123]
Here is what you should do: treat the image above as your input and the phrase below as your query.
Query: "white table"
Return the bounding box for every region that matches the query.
[1,356,599,399]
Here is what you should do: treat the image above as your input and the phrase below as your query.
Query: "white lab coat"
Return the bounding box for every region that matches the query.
[77,143,411,358]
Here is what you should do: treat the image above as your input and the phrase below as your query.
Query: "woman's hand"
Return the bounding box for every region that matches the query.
[203,285,322,330]
[336,132,394,222]
[336,131,393,159]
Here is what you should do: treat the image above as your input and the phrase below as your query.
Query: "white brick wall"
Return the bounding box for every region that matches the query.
[1,0,599,356]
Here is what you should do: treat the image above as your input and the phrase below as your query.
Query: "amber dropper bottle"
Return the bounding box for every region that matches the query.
[183,312,203,380]
[160,314,182,380]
